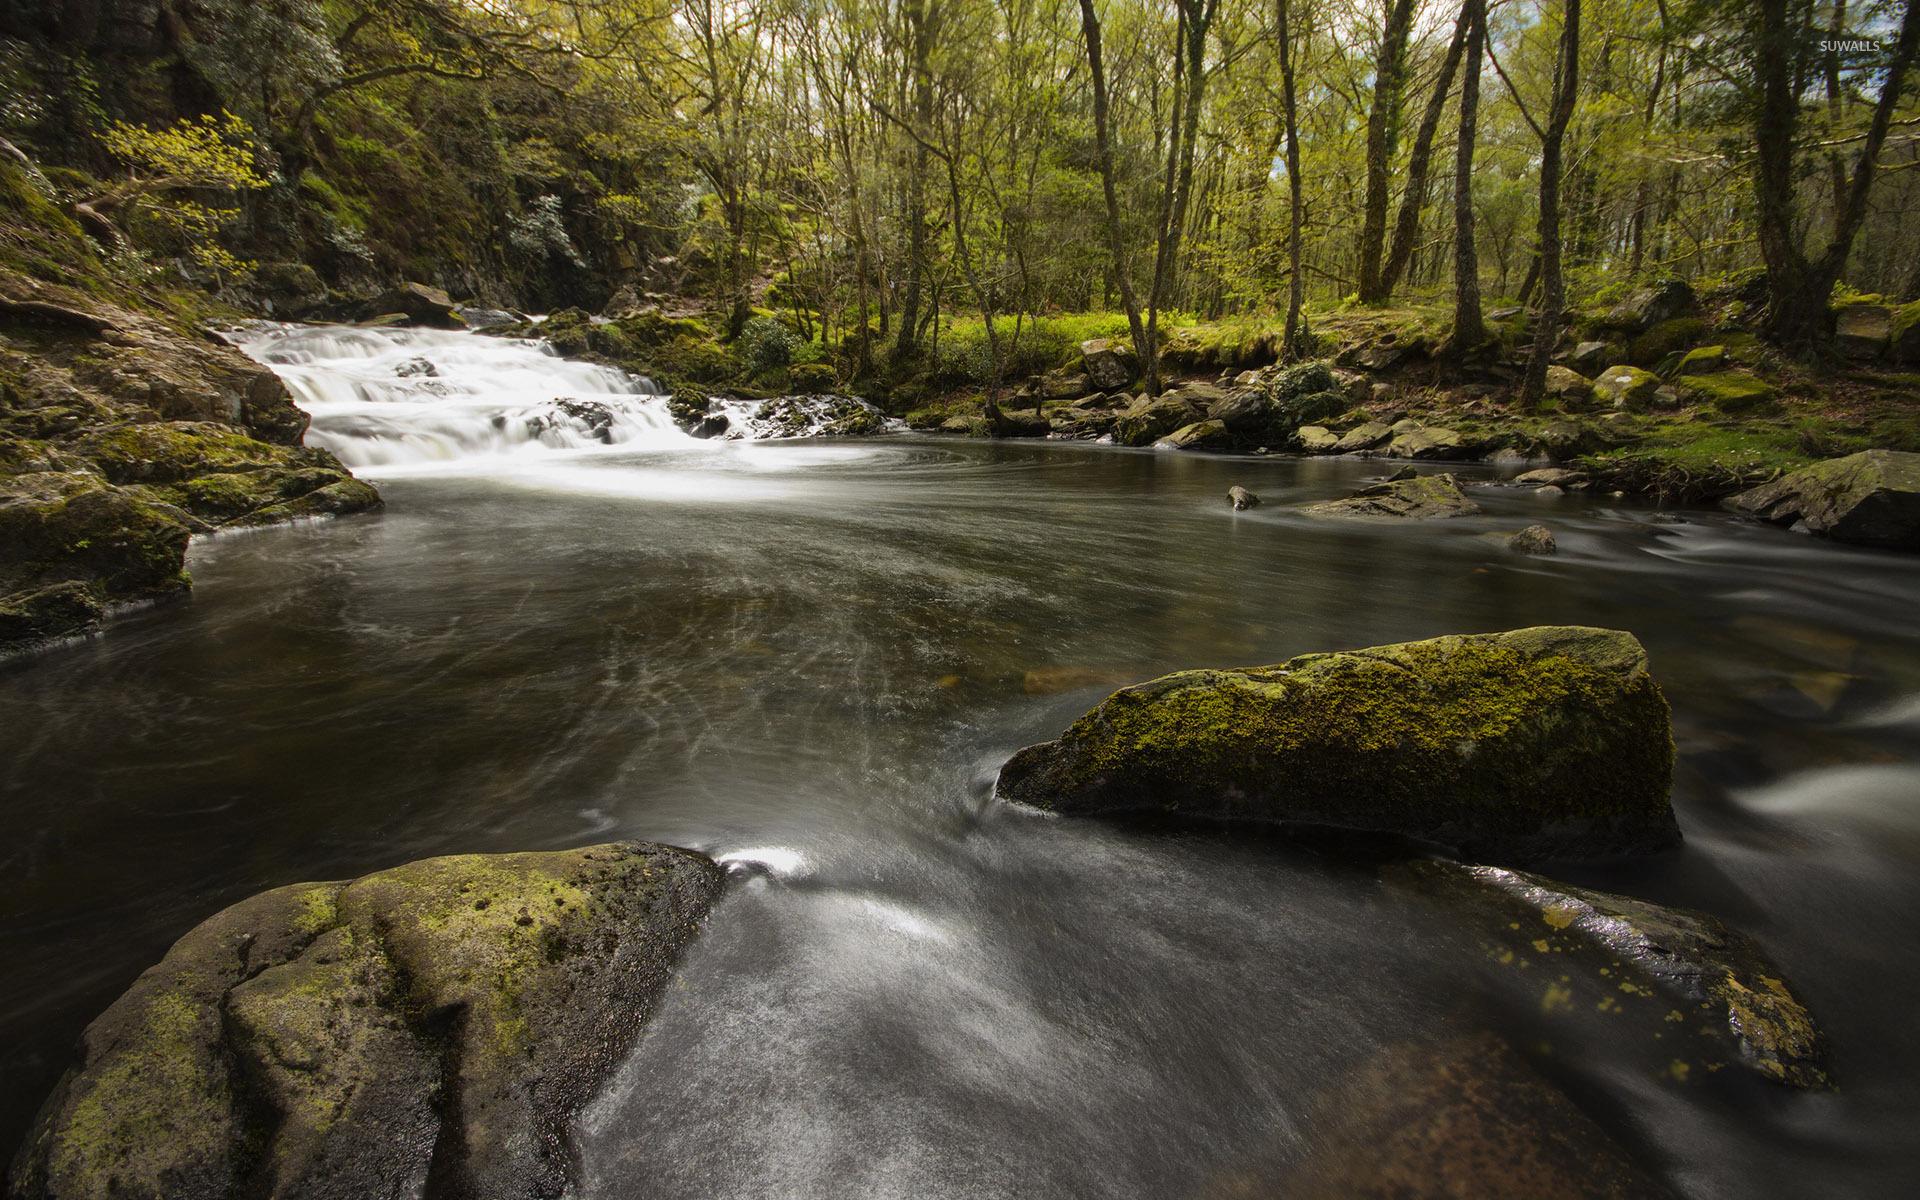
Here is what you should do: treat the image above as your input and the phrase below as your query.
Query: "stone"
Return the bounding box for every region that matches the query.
[1415,862,1830,1089]
[1514,468,1586,488]
[1890,301,1920,364]
[1111,392,1199,447]
[1542,365,1594,409]
[1725,449,1920,550]
[367,282,462,329]
[1834,304,1891,360]
[1566,340,1619,374]
[1591,365,1661,410]
[1627,317,1706,367]
[1533,419,1601,461]
[1079,337,1137,391]
[1304,472,1482,520]
[1673,371,1775,413]
[1334,421,1393,453]
[1040,368,1091,400]
[1505,524,1557,555]
[1278,1032,1674,1199]
[994,626,1680,862]
[1294,425,1340,453]
[1603,278,1696,332]
[1228,485,1260,510]
[1674,344,1726,375]
[984,401,1051,439]
[1386,426,1465,460]
[9,842,724,1200]
[1156,419,1230,451]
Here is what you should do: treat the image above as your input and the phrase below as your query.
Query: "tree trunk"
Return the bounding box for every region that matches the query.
[892,0,937,364]
[1520,0,1580,410]
[1077,0,1151,390]
[1446,0,1486,355]
[1277,0,1306,360]
[1378,2,1471,302]
[1356,0,1418,304]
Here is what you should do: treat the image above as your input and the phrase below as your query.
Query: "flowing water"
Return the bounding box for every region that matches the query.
[4,325,1920,1197]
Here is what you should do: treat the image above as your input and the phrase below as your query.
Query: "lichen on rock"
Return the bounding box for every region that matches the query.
[995,626,1680,862]
[8,842,724,1200]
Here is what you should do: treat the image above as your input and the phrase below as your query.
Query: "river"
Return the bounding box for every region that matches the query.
[3,325,1918,1196]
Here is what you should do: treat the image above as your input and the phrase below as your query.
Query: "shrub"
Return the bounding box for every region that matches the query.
[739,315,800,374]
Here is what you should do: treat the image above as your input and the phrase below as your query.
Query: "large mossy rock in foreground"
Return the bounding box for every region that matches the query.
[996,627,1679,862]
[9,843,723,1200]
[1724,449,1920,550]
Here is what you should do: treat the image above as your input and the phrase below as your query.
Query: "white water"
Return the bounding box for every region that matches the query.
[235,324,897,474]
[237,324,691,472]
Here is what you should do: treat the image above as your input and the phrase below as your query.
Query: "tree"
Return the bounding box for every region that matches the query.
[1749,0,1920,348]
[1276,0,1308,357]
[1356,0,1419,304]
[1516,0,1581,409]
[1445,0,1487,353]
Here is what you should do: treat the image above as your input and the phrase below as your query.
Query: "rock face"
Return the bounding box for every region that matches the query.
[2,287,378,652]
[995,626,1680,862]
[8,842,724,1200]
[1725,449,1920,550]
[1302,472,1482,520]
[1450,864,1829,1088]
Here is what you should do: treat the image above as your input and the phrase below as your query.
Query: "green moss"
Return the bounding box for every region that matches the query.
[1673,371,1776,413]
[1629,317,1707,367]
[998,628,1677,860]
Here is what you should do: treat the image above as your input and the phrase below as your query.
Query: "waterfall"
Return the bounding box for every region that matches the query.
[235,323,692,470]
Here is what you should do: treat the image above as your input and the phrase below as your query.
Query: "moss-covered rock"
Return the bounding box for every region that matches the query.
[1592,364,1661,410]
[994,626,1679,862]
[1111,392,1200,447]
[8,842,724,1200]
[1674,344,1726,376]
[1386,426,1467,460]
[1724,448,1920,550]
[1156,418,1230,450]
[1302,472,1481,520]
[1627,317,1706,367]
[1673,371,1775,414]
[0,469,191,646]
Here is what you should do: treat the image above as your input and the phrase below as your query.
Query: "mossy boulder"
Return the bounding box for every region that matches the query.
[1725,449,1920,550]
[1889,300,1920,364]
[1627,317,1706,367]
[1833,303,1891,360]
[1303,472,1481,520]
[1334,420,1393,453]
[995,626,1680,862]
[1386,426,1466,460]
[366,282,462,329]
[0,470,191,647]
[1156,418,1230,451]
[1079,337,1137,391]
[1674,345,1726,376]
[1112,392,1200,447]
[8,842,723,1200]
[1542,365,1594,409]
[1673,371,1775,414]
[1294,425,1341,453]
[1591,365,1661,410]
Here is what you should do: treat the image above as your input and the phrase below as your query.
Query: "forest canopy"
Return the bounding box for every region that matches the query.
[3,0,1918,383]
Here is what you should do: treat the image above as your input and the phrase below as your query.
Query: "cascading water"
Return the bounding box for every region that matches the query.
[234,323,693,470]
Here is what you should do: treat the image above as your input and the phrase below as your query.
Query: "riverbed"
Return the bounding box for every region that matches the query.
[4,327,1918,1196]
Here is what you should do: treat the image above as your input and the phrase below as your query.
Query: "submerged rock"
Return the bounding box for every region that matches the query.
[1277,1032,1675,1199]
[995,626,1680,862]
[1724,449,1920,550]
[1302,472,1482,520]
[9,842,723,1200]
[1481,866,1828,1087]
[1479,524,1558,555]
[1228,485,1260,510]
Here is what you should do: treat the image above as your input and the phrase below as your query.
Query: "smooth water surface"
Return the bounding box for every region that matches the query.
[4,327,1919,1196]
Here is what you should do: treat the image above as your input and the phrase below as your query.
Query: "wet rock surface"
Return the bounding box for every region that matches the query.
[1,285,379,652]
[8,842,723,1200]
[996,626,1680,862]
[1302,472,1482,520]
[1724,448,1920,550]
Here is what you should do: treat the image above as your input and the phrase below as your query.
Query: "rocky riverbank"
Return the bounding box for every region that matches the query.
[0,164,379,655]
